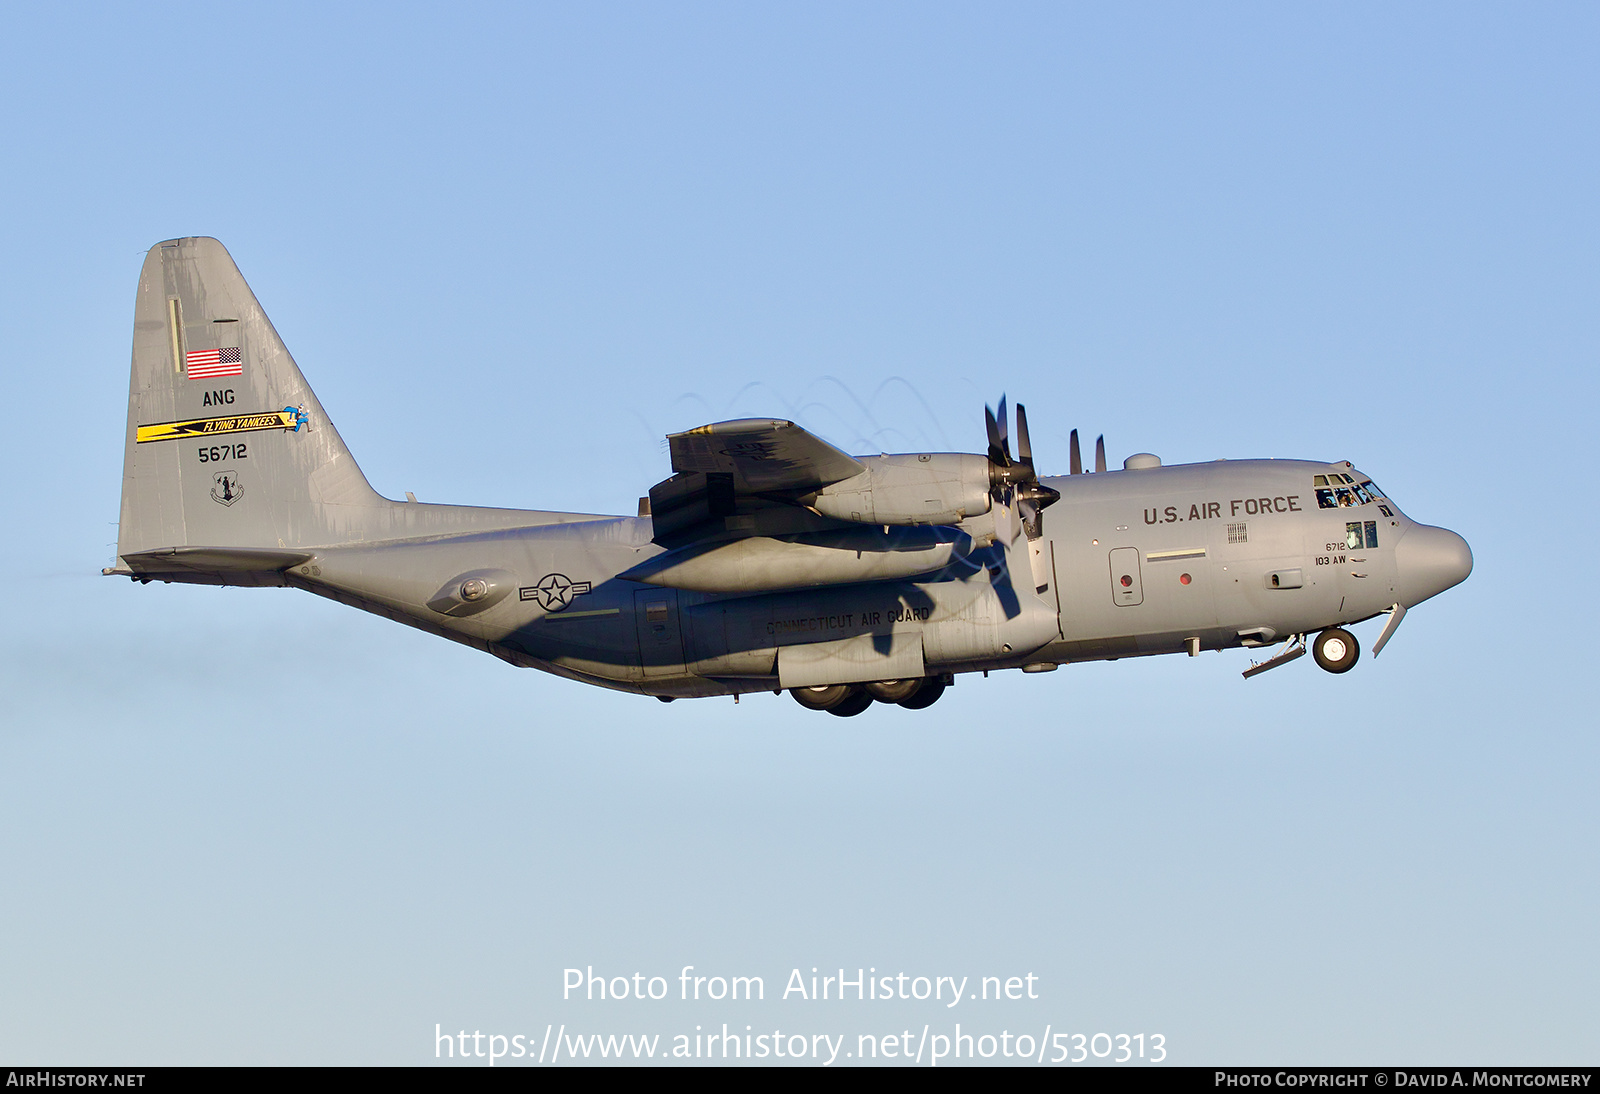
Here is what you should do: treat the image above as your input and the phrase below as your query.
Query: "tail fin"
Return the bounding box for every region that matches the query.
[114,237,389,571]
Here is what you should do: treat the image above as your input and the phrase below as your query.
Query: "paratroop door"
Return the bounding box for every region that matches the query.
[634,589,686,675]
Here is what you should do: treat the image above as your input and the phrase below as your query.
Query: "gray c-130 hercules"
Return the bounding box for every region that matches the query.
[107,238,1472,715]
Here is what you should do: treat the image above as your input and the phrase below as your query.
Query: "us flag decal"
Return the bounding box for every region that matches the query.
[187,347,242,379]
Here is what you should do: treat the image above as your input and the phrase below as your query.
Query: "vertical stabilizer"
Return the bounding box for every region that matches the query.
[116,237,388,563]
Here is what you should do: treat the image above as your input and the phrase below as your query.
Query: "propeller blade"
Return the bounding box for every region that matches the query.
[984,404,1008,467]
[994,489,1015,544]
[996,395,1009,459]
[1095,434,1107,473]
[1069,428,1082,475]
[1015,402,1032,464]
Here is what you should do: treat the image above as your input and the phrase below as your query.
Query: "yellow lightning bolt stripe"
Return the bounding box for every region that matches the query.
[136,410,299,444]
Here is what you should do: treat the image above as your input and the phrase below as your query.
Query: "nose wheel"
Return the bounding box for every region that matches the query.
[1312,628,1360,673]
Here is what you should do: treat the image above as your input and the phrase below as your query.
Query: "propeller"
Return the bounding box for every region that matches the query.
[1013,403,1061,541]
[983,396,1061,544]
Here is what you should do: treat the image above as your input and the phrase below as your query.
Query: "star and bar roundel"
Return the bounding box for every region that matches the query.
[519,573,592,612]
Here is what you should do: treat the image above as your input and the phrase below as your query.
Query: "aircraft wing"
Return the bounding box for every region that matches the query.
[649,419,866,544]
[667,419,863,493]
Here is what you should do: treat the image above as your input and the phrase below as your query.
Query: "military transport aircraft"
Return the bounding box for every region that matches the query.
[107,238,1472,715]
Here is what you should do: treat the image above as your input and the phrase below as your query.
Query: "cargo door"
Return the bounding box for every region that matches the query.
[1109,547,1144,607]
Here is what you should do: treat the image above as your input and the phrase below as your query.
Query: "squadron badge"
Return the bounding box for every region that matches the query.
[210,470,243,507]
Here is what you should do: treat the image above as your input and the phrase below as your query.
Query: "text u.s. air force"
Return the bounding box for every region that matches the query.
[1144,495,1303,526]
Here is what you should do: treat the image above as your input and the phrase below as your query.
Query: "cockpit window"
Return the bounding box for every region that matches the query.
[1317,478,1384,509]
[1347,521,1379,550]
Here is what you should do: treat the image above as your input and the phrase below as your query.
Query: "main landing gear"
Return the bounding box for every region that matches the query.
[1312,627,1360,674]
[790,676,948,716]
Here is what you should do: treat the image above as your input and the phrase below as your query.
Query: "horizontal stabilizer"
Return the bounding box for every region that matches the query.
[110,546,315,586]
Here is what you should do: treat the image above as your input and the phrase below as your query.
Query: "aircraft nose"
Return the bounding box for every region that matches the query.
[1394,524,1473,607]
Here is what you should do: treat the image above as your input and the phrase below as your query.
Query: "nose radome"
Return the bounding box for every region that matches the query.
[1394,524,1473,607]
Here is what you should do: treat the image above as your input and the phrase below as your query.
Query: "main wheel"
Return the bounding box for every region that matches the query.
[897,676,947,710]
[791,685,850,711]
[827,689,874,717]
[1312,628,1360,673]
[865,679,922,703]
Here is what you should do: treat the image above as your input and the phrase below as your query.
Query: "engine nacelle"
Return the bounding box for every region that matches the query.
[620,526,976,595]
[807,454,991,526]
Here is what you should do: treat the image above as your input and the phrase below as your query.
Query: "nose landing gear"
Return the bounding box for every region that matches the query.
[1312,628,1360,673]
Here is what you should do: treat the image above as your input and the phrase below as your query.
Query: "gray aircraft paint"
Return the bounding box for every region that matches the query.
[109,238,1473,703]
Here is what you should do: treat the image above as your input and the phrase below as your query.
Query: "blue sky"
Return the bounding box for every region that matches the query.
[1,2,1595,1065]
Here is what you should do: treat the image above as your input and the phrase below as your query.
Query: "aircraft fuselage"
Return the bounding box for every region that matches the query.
[281,456,1465,699]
